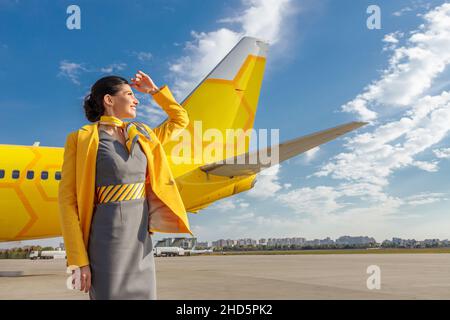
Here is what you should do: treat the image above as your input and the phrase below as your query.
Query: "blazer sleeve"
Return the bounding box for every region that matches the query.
[58,131,89,267]
[151,85,189,145]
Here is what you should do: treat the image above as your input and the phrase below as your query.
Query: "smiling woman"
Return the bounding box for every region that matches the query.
[58,70,192,300]
[83,75,138,122]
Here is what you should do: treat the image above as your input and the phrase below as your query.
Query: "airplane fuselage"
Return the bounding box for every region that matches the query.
[0,143,256,242]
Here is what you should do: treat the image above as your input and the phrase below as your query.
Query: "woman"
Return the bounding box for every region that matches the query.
[58,71,193,300]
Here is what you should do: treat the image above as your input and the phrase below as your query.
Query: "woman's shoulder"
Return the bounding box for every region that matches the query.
[79,122,97,132]
[65,122,97,140]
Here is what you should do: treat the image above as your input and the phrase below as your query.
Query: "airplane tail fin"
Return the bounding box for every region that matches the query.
[164,37,269,166]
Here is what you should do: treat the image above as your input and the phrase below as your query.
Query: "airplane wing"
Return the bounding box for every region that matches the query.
[199,121,367,177]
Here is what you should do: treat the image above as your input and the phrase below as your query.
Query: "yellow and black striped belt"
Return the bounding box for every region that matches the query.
[96,182,146,204]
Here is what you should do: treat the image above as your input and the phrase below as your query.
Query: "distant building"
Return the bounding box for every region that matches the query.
[174,237,197,249]
[383,237,418,248]
[294,237,307,245]
[319,237,334,245]
[212,239,235,248]
[235,238,256,246]
[196,241,209,248]
[423,239,440,247]
[392,237,403,246]
[207,236,450,250]
[156,238,174,247]
[336,236,376,245]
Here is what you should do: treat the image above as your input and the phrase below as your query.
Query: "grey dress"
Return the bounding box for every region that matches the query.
[88,129,157,300]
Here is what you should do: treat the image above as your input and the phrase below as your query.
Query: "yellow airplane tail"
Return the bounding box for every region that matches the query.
[163,37,269,169]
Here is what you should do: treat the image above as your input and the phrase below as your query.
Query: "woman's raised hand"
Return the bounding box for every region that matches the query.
[130,70,159,94]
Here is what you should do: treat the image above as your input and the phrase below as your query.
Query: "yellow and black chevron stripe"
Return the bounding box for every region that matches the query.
[96,182,146,204]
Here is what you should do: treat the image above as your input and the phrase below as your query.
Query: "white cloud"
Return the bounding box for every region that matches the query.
[58,60,88,85]
[342,3,450,121]
[230,212,255,223]
[316,91,450,188]
[211,198,237,212]
[100,63,127,73]
[168,29,242,99]
[239,202,250,208]
[136,93,167,126]
[433,147,450,159]
[131,51,153,62]
[218,0,291,44]
[210,197,252,213]
[167,0,293,100]
[382,31,404,51]
[383,32,402,44]
[316,6,450,184]
[393,6,413,17]
[136,104,166,127]
[247,164,283,198]
[58,60,128,85]
[392,1,433,17]
[188,222,249,241]
[254,215,302,230]
[276,186,343,216]
[304,146,320,161]
[404,192,449,206]
[412,160,439,172]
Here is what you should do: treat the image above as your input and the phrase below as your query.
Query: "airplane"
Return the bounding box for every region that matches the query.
[0,36,366,242]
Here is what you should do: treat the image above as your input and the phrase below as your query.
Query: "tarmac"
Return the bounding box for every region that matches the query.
[0,254,449,299]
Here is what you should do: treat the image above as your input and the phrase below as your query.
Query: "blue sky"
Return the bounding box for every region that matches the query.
[1,0,450,248]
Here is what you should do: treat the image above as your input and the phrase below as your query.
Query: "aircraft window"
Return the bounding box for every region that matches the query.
[27,171,34,179]
[41,171,48,180]
[0,170,4,179]
[55,171,61,180]
[12,170,20,179]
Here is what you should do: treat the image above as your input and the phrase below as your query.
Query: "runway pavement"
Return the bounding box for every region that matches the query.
[0,254,449,299]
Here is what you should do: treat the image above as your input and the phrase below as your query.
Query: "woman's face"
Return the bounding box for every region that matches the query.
[104,84,140,119]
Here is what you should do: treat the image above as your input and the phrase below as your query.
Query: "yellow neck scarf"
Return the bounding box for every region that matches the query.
[99,115,124,128]
[99,115,141,154]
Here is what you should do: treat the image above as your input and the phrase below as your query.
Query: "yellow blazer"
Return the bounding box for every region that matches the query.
[58,85,193,267]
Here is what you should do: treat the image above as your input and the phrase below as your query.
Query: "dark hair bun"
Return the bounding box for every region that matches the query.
[83,94,103,122]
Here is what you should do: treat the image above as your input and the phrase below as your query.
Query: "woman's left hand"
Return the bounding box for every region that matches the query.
[130,70,159,94]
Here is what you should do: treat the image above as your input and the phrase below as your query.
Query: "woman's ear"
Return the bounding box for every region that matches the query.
[103,94,114,107]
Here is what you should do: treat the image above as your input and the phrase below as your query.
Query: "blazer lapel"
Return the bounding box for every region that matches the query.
[76,123,99,226]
